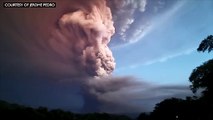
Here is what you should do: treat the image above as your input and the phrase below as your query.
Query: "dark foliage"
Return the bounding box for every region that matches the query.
[150,97,212,120]
[189,59,213,98]
[190,35,213,102]
[197,35,213,52]
[137,113,150,120]
[137,97,212,120]
[0,100,131,120]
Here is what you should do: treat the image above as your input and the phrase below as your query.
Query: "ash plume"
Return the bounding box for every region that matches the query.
[51,0,115,77]
[81,77,192,113]
[0,0,115,78]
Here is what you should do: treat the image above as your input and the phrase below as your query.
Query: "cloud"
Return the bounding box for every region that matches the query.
[107,0,182,45]
[108,0,147,43]
[143,49,194,65]
[81,76,192,113]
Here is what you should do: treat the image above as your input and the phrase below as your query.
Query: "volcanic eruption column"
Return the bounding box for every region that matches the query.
[56,0,115,77]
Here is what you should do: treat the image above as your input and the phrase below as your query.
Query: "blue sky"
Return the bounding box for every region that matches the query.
[112,0,213,85]
[114,51,212,85]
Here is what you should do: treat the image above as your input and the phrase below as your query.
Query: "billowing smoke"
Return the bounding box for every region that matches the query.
[0,0,115,78]
[82,77,140,113]
[51,0,115,77]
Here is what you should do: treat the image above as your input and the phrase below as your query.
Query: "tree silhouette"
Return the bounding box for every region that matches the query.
[189,59,213,96]
[150,97,205,120]
[188,35,213,120]
[137,113,150,120]
[189,35,213,100]
[197,35,213,52]
[150,98,183,120]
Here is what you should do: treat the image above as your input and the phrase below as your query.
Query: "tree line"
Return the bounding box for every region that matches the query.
[0,100,131,120]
